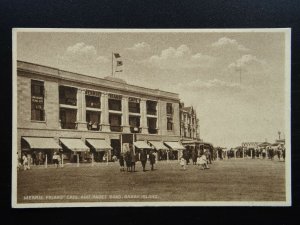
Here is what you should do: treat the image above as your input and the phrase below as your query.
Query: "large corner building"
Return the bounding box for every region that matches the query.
[17,61,199,162]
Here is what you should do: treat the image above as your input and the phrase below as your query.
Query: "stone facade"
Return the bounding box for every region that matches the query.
[16,61,182,156]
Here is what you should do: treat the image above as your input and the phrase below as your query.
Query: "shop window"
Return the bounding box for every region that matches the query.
[31,80,45,121]
[59,86,77,106]
[108,99,121,111]
[166,103,173,115]
[167,117,173,131]
[86,95,100,108]
[60,108,77,129]
[146,100,157,115]
[86,111,100,130]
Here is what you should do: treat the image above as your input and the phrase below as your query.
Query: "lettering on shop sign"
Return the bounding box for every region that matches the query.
[86,90,101,97]
[108,93,122,100]
[128,97,140,103]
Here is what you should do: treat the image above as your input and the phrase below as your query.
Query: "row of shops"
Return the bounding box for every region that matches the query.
[21,136,188,166]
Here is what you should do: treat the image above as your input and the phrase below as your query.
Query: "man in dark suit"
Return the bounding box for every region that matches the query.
[140,149,148,172]
[149,150,156,171]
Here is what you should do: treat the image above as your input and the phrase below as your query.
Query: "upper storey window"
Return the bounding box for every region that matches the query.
[129,97,140,113]
[31,80,45,121]
[108,94,122,111]
[166,103,173,115]
[59,86,77,106]
[86,90,101,109]
[146,100,157,115]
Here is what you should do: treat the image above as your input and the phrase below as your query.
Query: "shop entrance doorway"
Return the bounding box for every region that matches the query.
[111,139,121,158]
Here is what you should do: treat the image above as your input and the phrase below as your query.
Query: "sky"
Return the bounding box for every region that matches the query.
[16,30,289,148]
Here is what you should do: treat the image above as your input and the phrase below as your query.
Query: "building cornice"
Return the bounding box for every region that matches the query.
[17,60,180,101]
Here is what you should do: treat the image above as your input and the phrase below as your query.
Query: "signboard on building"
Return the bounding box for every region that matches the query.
[86,90,101,97]
[129,97,140,103]
[108,93,122,100]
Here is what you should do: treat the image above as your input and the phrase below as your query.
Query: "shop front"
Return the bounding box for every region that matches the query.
[59,138,90,164]
[86,139,112,163]
[21,137,61,165]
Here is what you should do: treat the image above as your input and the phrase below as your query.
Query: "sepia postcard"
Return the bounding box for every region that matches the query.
[12,28,291,207]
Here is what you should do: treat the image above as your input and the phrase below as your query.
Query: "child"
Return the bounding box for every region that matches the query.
[52,152,60,168]
[197,154,208,170]
[119,153,125,172]
[22,154,30,170]
[180,157,186,170]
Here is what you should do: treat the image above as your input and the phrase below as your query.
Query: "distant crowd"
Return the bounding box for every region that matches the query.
[216,146,286,161]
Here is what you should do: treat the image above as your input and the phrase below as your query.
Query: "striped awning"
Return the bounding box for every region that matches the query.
[164,142,186,150]
[86,139,112,152]
[60,138,90,152]
[22,137,61,149]
[148,141,169,150]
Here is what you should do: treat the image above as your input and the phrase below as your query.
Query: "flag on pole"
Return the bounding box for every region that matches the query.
[114,53,121,58]
[117,61,123,66]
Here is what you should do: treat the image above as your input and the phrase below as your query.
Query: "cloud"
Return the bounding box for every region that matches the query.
[212,37,249,51]
[126,42,151,52]
[174,79,242,92]
[147,45,215,69]
[57,42,110,76]
[61,42,109,64]
[228,54,266,70]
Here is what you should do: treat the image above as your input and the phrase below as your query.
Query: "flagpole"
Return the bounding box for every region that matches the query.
[112,52,113,77]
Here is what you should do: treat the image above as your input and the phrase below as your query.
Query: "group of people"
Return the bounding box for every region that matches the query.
[18,153,30,171]
[118,149,156,172]
[180,150,211,170]
[224,146,286,161]
[18,152,61,171]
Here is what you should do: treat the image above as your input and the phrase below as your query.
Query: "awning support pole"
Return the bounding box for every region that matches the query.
[106,151,108,165]
[91,153,94,166]
[167,151,169,163]
[45,154,47,168]
[77,153,79,167]
[61,153,64,167]
[28,156,31,168]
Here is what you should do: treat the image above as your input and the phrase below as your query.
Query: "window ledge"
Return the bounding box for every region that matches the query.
[31,120,46,123]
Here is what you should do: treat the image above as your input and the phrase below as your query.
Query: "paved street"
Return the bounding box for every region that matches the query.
[17,158,286,203]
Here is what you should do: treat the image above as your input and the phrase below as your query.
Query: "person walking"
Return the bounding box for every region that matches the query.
[197,154,208,170]
[119,153,125,172]
[130,150,137,172]
[22,153,30,170]
[149,150,156,171]
[124,151,132,172]
[140,149,147,172]
[180,157,186,170]
[192,150,197,165]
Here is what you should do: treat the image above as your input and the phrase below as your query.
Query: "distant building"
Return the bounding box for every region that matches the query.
[179,103,200,141]
[241,142,261,149]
